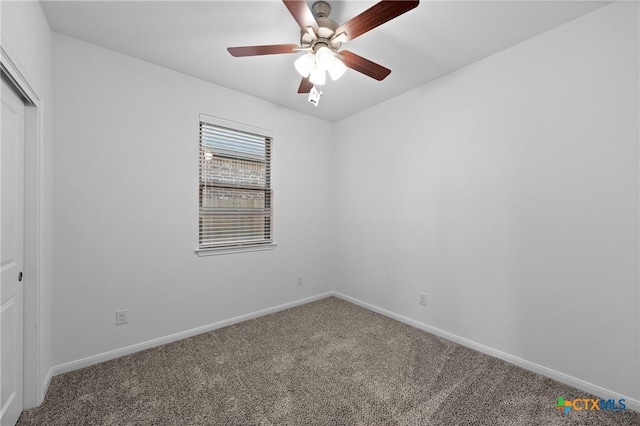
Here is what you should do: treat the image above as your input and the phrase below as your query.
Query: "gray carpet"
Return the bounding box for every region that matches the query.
[18,297,640,425]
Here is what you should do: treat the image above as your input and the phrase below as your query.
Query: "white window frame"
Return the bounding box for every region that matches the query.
[196,114,276,256]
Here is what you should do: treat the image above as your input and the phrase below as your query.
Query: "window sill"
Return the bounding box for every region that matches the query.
[195,242,277,257]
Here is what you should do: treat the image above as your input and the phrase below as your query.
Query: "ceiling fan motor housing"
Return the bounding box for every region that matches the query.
[301,2,341,52]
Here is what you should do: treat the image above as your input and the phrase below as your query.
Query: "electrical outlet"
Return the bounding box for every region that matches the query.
[116,309,128,325]
[419,293,427,306]
[297,275,303,286]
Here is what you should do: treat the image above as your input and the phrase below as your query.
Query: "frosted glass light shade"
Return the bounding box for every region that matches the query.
[294,53,315,77]
[309,66,326,86]
[315,46,334,71]
[328,58,347,81]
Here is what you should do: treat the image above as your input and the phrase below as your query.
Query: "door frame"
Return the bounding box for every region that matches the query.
[1,43,46,408]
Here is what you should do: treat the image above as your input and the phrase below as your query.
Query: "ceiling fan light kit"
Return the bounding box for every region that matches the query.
[227,0,420,105]
[309,65,326,86]
[314,45,334,70]
[294,53,315,77]
[328,56,347,81]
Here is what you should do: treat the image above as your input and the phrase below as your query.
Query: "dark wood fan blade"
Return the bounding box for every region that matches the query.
[227,44,299,57]
[335,1,419,42]
[340,50,391,81]
[283,0,319,34]
[298,77,313,94]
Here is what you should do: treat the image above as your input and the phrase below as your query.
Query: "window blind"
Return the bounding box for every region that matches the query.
[199,118,273,250]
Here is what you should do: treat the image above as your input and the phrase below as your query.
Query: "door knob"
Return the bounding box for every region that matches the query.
[18,271,23,282]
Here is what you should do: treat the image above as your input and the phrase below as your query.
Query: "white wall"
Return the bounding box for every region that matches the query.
[52,34,334,366]
[333,2,639,401]
[1,0,54,406]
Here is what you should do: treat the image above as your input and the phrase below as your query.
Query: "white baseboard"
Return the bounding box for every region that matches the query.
[41,367,53,404]
[48,290,638,413]
[331,291,639,413]
[50,292,333,377]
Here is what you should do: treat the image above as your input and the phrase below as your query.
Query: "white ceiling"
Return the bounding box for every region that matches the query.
[41,0,610,122]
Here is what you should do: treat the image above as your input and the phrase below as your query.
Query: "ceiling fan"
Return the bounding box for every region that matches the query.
[227,0,419,102]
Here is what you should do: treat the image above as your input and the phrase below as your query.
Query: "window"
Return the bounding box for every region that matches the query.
[197,115,275,255]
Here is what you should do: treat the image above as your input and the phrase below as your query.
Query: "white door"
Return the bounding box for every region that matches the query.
[1,79,25,426]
